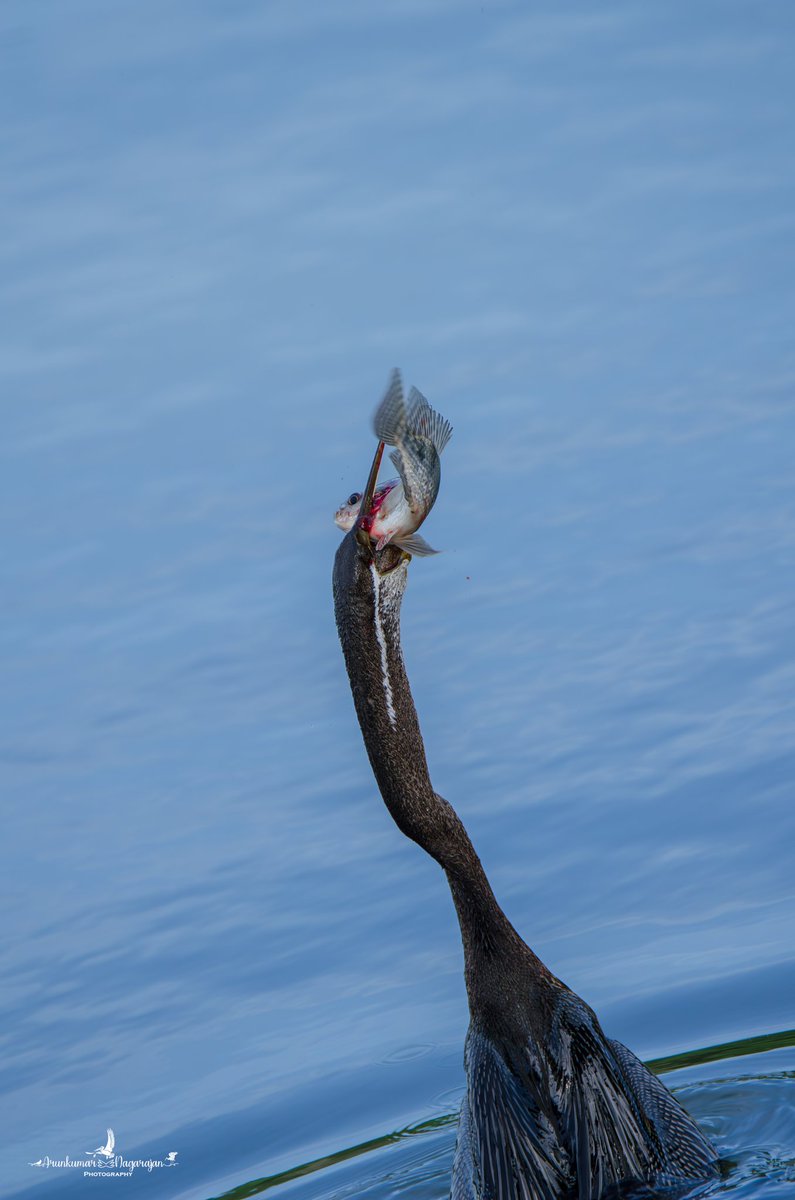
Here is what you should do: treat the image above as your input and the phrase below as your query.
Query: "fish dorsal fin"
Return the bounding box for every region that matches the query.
[406,386,453,455]
[373,370,406,446]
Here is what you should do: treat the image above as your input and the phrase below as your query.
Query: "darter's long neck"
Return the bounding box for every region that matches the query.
[333,536,526,990]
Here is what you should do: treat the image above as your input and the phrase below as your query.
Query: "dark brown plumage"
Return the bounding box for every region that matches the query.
[333,484,717,1200]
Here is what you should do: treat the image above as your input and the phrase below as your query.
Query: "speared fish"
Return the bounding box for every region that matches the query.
[334,369,452,557]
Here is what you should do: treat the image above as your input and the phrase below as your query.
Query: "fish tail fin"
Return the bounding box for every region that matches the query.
[406,386,453,455]
[373,369,407,446]
[393,533,440,557]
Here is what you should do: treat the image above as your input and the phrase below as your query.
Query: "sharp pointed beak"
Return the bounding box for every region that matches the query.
[354,440,385,553]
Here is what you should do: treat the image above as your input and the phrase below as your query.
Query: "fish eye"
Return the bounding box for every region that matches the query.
[348,492,361,506]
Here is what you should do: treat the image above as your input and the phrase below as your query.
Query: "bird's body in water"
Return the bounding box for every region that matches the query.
[334,370,452,557]
[332,372,718,1200]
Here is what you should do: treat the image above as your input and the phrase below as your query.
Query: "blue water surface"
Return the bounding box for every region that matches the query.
[2,2,794,1197]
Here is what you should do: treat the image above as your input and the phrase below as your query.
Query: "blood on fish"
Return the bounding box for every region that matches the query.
[355,483,396,534]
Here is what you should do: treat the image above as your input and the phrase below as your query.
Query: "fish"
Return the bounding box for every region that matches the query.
[334,370,452,557]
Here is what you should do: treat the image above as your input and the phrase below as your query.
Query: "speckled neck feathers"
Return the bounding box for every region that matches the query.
[332,532,528,995]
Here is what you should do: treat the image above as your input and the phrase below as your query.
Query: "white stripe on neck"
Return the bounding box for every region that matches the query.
[370,561,397,728]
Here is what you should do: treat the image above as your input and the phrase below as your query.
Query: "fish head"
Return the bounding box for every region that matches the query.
[334,480,399,534]
[333,438,387,554]
[334,437,408,613]
[334,490,363,532]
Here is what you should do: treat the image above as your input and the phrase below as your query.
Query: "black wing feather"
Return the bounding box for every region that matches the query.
[608,1038,718,1184]
[453,999,718,1200]
[454,1029,572,1200]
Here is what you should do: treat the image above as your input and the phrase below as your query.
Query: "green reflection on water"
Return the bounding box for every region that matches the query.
[647,1028,795,1075]
[214,1029,795,1199]
[211,1112,456,1199]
